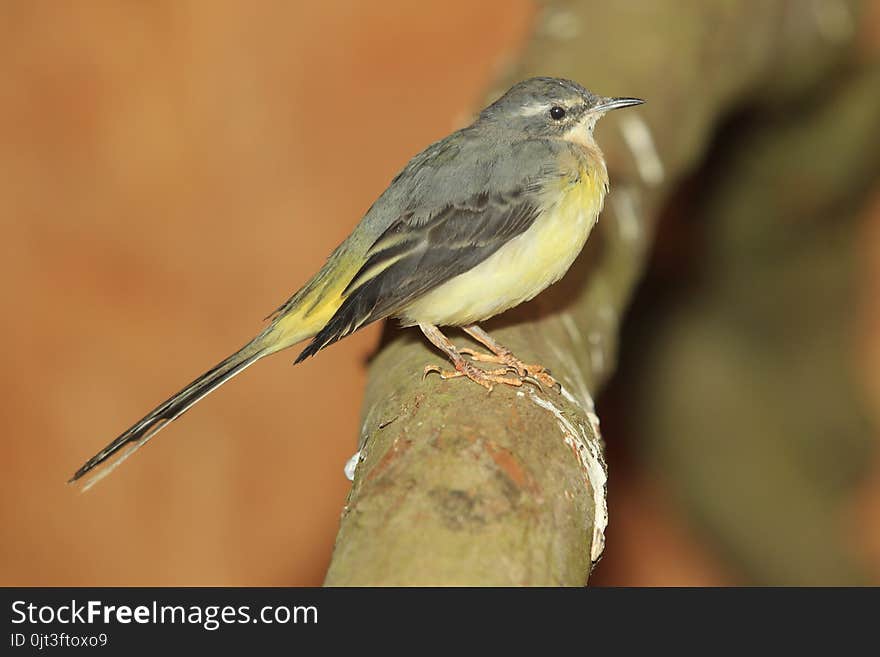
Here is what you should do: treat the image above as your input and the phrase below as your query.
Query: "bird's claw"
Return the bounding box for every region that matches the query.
[423,361,524,392]
[458,348,560,392]
[423,358,559,393]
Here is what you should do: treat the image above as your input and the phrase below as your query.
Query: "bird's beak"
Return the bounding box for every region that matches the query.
[592,96,645,113]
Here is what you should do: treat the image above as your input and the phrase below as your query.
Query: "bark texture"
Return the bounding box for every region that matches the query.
[324,0,868,586]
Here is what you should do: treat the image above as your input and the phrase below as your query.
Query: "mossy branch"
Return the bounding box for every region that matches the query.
[323,0,863,586]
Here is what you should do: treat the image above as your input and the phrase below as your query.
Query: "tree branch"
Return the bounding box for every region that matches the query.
[323,0,862,586]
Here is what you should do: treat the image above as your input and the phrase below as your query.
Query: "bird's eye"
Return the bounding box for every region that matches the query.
[549,106,566,120]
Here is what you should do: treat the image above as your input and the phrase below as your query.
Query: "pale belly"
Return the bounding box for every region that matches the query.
[399,180,605,327]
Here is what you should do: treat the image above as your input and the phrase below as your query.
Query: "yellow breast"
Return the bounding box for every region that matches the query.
[400,162,607,327]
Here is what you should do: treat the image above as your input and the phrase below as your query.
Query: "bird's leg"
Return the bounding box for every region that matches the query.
[459,324,560,391]
[419,323,525,392]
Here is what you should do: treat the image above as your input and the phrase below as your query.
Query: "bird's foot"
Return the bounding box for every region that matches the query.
[459,348,560,392]
[423,360,528,392]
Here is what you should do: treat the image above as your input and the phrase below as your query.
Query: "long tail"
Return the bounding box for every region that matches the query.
[69,337,268,490]
[69,242,362,490]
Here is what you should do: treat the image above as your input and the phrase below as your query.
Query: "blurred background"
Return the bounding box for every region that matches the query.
[1,1,878,586]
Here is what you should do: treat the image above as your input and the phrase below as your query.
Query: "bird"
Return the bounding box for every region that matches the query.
[69,76,643,489]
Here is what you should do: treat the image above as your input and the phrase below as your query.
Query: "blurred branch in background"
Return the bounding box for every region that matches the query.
[324,0,877,585]
[629,61,880,584]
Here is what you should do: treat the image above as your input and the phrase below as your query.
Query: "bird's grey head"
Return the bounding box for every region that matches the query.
[479,77,643,143]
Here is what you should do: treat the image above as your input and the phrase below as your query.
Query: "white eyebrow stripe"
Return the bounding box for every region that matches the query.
[517,102,552,117]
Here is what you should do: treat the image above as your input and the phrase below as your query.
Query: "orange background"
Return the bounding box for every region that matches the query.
[2,1,878,586]
[0,1,532,585]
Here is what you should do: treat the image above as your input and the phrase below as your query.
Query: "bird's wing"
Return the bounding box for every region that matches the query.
[294,183,543,361]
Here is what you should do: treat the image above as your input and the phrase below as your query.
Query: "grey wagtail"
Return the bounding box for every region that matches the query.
[70,77,643,488]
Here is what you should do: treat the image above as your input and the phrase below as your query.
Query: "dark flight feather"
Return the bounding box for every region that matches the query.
[295,188,541,362]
